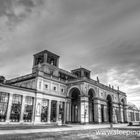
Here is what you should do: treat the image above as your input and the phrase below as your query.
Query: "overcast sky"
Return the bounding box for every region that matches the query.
[0,0,140,107]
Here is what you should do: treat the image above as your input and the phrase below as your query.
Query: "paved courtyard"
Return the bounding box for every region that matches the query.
[0,124,140,140]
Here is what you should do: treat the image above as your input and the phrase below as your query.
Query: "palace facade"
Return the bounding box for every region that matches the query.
[0,50,139,124]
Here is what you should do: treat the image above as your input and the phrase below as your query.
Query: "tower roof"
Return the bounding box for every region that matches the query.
[33,50,60,58]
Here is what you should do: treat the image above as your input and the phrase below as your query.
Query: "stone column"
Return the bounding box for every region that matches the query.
[80,96,89,123]
[32,97,35,123]
[69,101,71,122]
[112,106,117,123]
[34,98,42,123]
[63,102,66,124]
[6,93,13,123]
[47,99,51,123]
[103,105,108,122]
[139,112,140,121]
[120,105,124,122]
[118,104,121,123]
[127,111,131,122]
[20,95,26,123]
[94,100,101,123]
[116,107,120,123]
[56,101,60,122]
[134,111,136,122]
[124,106,128,123]
[66,99,71,123]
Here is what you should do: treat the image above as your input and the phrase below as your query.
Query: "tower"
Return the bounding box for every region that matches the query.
[32,50,60,76]
[71,67,91,79]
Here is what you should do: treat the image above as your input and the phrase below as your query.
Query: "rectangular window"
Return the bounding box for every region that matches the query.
[23,96,34,122]
[0,92,9,122]
[61,89,64,93]
[10,94,22,122]
[53,86,57,91]
[39,81,42,89]
[45,84,48,89]
[41,99,49,122]
[130,112,135,121]
[130,112,133,121]
[136,113,139,121]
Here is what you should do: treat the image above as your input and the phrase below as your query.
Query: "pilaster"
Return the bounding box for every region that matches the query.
[66,99,71,123]
[80,96,89,123]
[112,106,117,123]
[103,105,108,122]
[94,100,101,123]
[134,111,136,122]
[20,95,26,123]
[56,101,60,122]
[120,105,124,122]
[47,99,51,123]
[6,94,13,123]
[63,102,66,124]
[34,98,42,123]
[124,107,128,122]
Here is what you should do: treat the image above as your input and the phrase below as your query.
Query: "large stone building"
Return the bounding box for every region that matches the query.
[0,50,139,124]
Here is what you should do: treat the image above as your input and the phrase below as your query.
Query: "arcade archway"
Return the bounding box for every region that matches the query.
[106,95,112,123]
[121,98,125,122]
[69,88,81,123]
[88,89,95,123]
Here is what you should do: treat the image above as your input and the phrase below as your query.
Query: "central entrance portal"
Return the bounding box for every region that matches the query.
[70,88,80,123]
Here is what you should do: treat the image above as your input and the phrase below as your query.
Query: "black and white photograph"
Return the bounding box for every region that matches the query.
[0,0,140,139]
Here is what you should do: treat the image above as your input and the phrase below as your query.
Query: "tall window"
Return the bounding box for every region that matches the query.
[0,92,9,122]
[41,99,49,122]
[136,113,139,121]
[101,105,104,122]
[10,94,22,122]
[130,112,135,121]
[59,102,65,123]
[50,100,57,122]
[115,109,119,123]
[23,96,34,122]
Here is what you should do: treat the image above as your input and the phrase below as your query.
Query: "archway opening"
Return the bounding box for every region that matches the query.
[121,99,125,122]
[70,88,80,123]
[107,95,112,123]
[88,89,95,123]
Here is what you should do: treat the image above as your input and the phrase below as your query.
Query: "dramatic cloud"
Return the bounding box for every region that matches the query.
[0,0,140,106]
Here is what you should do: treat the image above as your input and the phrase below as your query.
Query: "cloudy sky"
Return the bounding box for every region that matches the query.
[0,0,140,107]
